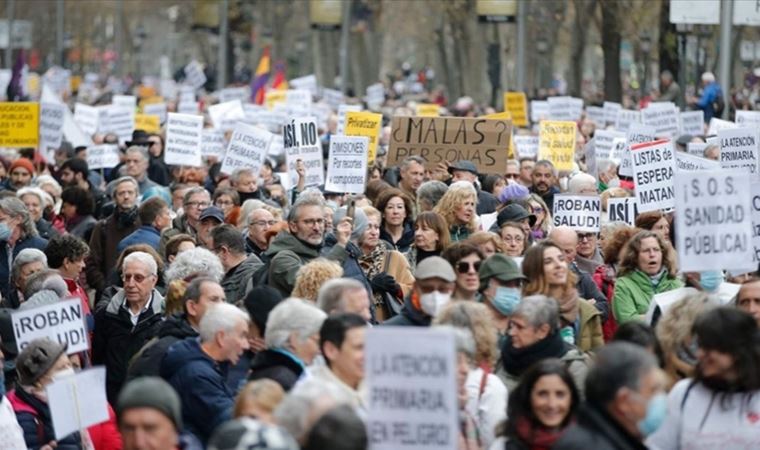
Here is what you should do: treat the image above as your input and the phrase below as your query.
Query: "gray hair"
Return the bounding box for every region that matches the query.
[265,298,327,349]
[287,194,326,223]
[16,187,46,206]
[275,380,353,443]
[434,325,476,361]
[124,251,158,276]
[535,159,558,177]
[514,294,560,331]
[417,180,448,212]
[23,269,68,299]
[12,248,47,281]
[110,176,139,199]
[596,159,617,175]
[400,155,425,171]
[242,202,268,226]
[316,278,365,314]
[585,342,658,407]
[182,187,210,206]
[0,197,38,237]
[230,168,255,186]
[34,175,62,198]
[199,303,250,343]
[165,247,224,283]
[125,145,150,161]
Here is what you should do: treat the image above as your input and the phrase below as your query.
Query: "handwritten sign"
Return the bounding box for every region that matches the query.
[39,102,65,151]
[675,151,721,172]
[164,113,203,167]
[630,139,676,213]
[284,118,324,187]
[344,111,382,163]
[513,135,539,159]
[12,299,88,354]
[388,116,511,175]
[538,120,576,171]
[221,122,273,175]
[0,102,39,147]
[325,135,370,194]
[679,110,704,136]
[504,92,528,127]
[201,129,226,159]
[86,144,120,170]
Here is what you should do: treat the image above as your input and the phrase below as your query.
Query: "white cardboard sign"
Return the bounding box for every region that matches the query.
[621,124,656,178]
[164,113,203,167]
[594,130,626,160]
[513,135,539,159]
[736,110,760,129]
[47,367,109,440]
[530,100,549,123]
[143,102,167,124]
[201,128,227,159]
[675,151,721,172]
[325,135,370,194]
[209,100,245,131]
[719,127,760,175]
[675,170,754,272]
[687,142,708,157]
[284,118,325,187]
[614,109,640,132]
[607,197,638,226]
[290,74,319,97]
[679,110,704,136]
[39,102,65,152]
[365,327,458,450]
[221,122,273,175]
[108,106,135,145]
[641,103,679,138]
[552,195,601,232]
[750,181,760,265]
[603,101,622,125]
[585,106,606,128]
[86,144,120,170]
[73,103,99,137]
[12,299,88,354]
[336,104,362,136]
[630,139,676,213]
[183,60,207,90]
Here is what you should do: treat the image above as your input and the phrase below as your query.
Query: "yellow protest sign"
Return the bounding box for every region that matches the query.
[482,111,512,120]
[504,92,528,127]
[344,111,382,163]
[538,120,576,171]
[265,90,287,109]
[0,102,40,148]
[138,85,157,99]
[415,103,440,117]
[139,96,164,109]
[135,114,161,133]
[70,75,82,93]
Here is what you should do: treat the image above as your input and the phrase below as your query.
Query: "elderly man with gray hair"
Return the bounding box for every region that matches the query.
[249,298,327,391]
[123,146,160,194]
[93,251,165,403]
[161,303,250,445]
[4,248,47,308]
[0,197,47,302]
[317,278,371,322]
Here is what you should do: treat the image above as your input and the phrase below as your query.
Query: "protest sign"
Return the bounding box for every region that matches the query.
[47,367,109,440]
[513,135,539,159]
[290,74,319,97]
[179,85,195,104]
[645,287,699,325]
[365,326,458,450]
[708,117,737,135]
[221,122,273,175]
[325,135,370,194]
[676,151,722,172]
[621,124,656,177]
[548,96,573,121]
[594,130,626,160]
[112,94,137,110]
[504,92,528,127]
[201,129,226,159]
[108,106,135,144]
[95,105,112,134]
[719,127,760,174]
[365,83,385,110]
[538,120,575,171]
[86,144,120,170]
[0,102,39,147]
[750,182,760,265]
[415,103,440,117]
[552,195,601,232]
[269,134,285,157]
[344,111,382,163]
[164,113,203,167]
[143,102,167,124]
[641,103,679,138]
[284,118,325,187]
[630,139,676,213]
[134,114,160,133]
[12,299,88,354]
[184,60,207,90]
[675,170,754,272]
[679,110,704,136]
[209,100,245,131]
[530,100,549,123]
[603,101,622,124]
[736,110,760,128]
[607,197,638,225]
[284,89,313,107]
[388,116,511,175]
[322,88,344,110]
[246,110,287,134]
[687,142,708,157]
[614,109,640,132]
[39,102,65,152]
[219,86,249,103]
[264,90,287,109]
[585,138,597,178]
[177,101,200,115]
[585,106,606,128]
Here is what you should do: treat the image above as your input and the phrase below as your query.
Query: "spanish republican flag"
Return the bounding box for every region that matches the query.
[251,46,271,104]
[271,62,288,90]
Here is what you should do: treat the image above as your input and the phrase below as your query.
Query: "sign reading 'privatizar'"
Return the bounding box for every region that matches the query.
[631,139,676,213]
[388,116,511,175]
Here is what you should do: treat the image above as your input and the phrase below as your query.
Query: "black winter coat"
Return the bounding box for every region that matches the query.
[553,404,648,450]
[8,388,83,450]
[248,349,304,392]
[127,314,197,381]
[382,296,431,327]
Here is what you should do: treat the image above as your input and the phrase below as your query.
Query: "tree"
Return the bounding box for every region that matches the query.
[600,0,623,101]
[569,0,598,97]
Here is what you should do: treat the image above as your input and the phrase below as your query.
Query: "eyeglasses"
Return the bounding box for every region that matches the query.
[251,220,277,227]
[505,173,519,179]
[122,273,152,283]
[532,207,544,214]
[300,218,325,227]
[215,200,234,206]
[577,232,597,241]
[456,261,481,274]
[503,235,524,244]
[185,201,210,209]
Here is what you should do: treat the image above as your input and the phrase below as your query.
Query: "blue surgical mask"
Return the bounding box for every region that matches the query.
[0,222,11,242]
[637,392,667,436]
[699,270,723,292]
[491,287,521,316]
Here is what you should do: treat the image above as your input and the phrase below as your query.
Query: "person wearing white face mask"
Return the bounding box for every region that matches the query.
[383,256,456,327]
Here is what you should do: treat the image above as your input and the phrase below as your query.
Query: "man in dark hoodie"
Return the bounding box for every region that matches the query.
[383,256,456,327]
[160,303,250,445]
[127,276,224,380]
[530,159,561,212]
[210,224,263,304]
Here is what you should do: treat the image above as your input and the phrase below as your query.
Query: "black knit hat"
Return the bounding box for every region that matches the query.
[15,338,67,386]
[244,286,283,333]
[116,377,182,430]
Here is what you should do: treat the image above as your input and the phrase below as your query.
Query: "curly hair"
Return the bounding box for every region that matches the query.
[464,231,506,256]
[522,241,578,297]
[434,301,499,367]
[433,181,478,232]
[617,230,677,278]
[165,247,224,284]
[61,186,95,217]
[601,225,638,265]
[291,258,343,302]
[44,234,89,269]
[375,188,415,226]
[164,279,189,316]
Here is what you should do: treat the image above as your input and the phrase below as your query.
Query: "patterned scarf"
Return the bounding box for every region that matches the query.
[359,243,387,306]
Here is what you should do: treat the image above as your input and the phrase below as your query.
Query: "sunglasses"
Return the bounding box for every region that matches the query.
[577,232,597,241]
[505,173,519,179]
[456,261,481,274]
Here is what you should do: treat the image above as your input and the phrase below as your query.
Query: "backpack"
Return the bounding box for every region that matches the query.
[712,89,725,117]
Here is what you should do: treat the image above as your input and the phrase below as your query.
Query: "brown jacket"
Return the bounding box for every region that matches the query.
[577,299,604,353]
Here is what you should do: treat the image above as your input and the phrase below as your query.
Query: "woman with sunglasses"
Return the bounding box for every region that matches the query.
[528,193,552,240]
[442,243,485,302]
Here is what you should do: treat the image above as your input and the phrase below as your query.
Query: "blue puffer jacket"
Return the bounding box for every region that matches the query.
[7,388,83,450]
[160,337,234,446]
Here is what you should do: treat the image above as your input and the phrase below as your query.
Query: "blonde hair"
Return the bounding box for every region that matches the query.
[465,231,506,255]
[234,379,285,419]
[433,181,478,232]
[656,293,717,356]
[434,301,499,367]
[291,258,343,302]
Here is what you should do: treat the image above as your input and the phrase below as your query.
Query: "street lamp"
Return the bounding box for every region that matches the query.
[132,24,147,79]
[640,32,651,98]
[536,38,549,89]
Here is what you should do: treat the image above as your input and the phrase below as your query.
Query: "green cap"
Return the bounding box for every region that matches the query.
[478,254,526,291]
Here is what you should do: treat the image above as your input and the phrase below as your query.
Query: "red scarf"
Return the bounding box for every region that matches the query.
[515,417,567,450]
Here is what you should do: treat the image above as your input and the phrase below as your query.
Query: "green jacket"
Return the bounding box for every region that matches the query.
[265,231,345,297]
[612,269,683,324]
